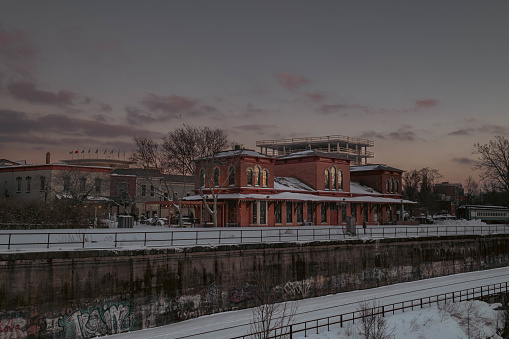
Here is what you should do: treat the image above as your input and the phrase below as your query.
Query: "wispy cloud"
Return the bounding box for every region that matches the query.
[7,81,76,105]
[448,124,509,136]
[452,157,478,165]
[0,24,40,81]
[414,99,439,109]
[318,98,440,116]
[276,72,310,92]
[359,126,416,141]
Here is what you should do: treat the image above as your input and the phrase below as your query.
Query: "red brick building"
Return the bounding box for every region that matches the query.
[186,149,413,227]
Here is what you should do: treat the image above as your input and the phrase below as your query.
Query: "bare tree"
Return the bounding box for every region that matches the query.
[464,176,479,205]
[161,126,233,227]
[474,136,509,192]
[132,127,232,227]
[248,279,298,339]
[403,167,443,217]
[357,299,394,339]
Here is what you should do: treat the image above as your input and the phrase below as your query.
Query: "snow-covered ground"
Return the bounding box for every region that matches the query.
[107,267,509,339]
[0,219,506,253]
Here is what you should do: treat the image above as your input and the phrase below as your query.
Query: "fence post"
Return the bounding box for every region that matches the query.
[279,229,281,242]
[340,314,343,328]
[144,232,147,247]
[219,230,222,244]
[196,231,198,245]
[290,325,293,339]
[241,230,243,243]
[171,231,174,246]
[47,233,50,249]
[8,233,11,250]
[82,233,85,248]
[114,233,117,248]
[260,230,263,243]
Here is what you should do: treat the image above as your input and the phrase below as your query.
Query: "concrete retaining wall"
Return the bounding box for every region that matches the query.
[1,234,509,338]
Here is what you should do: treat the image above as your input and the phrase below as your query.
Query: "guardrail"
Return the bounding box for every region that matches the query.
[232,281,509,339]
[1,224,508,251]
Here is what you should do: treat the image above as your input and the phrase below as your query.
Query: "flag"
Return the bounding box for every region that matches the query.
[81,149,85,153]
[104,149,107,154]
[69,151,73,154]
[75,150,79,154]
[95,148,98,154]
[117,151,120,158]
[110,149,114,154]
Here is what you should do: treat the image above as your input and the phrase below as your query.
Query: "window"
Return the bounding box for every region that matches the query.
[141,184,146,196]
[26,176,31,193]
[321,203,327,223]
[247,169,253,186]
[351,204,357,220]
[374,205,378,222]
[95,178,102,193]
[117,182,128,196]
[297,202,303,223]
[341,205,347,222]
[391,178,395,194]
[394,180,399,194]
[252,202,257,224]
[16,177,21,192]
[150,185,155,196]
[324,169,330,190]
[307,203,313,223]
[79,177,86,191]
[260,201,266,224]
[40,176,45,192]
[262,169,268,187]
[331,167,337,190]
[213,167,220,187]
[338,170,344,190]
[275,203,282,223]
[200,169,205,187]
[286,202,293,224]
[386,180,390,193]
[254,166,260,186]
[228,166,235,186]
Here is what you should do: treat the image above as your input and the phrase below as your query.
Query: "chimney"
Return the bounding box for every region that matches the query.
[234,144,241,150]
[46,152,51,164]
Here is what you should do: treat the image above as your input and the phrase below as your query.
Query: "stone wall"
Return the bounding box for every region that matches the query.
[1,234,509,338]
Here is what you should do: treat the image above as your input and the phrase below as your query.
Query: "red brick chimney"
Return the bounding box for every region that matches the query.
[46,152,51,164]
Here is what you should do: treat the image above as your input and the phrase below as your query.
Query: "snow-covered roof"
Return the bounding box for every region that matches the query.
[274,176,313,191]
[350,182,381,195]
[350,164,403,172]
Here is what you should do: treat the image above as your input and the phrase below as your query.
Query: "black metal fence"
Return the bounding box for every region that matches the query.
[232,281,509,339]
[1,224,508,251]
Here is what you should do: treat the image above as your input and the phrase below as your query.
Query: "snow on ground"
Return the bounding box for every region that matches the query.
[108,267,509,339]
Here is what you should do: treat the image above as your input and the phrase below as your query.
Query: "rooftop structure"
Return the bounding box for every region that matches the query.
[256,134,374,165]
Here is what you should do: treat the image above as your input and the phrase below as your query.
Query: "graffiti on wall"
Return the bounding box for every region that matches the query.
[172,295,202,321]
[228,286,260,304]
[0,302,134,339]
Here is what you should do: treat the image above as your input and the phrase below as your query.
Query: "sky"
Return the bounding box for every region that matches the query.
[1,1,508,184]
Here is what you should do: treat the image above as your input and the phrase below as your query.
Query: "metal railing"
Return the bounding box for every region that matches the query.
[256,135,375,147]
[232,281,509,339]
[1,224,508,251]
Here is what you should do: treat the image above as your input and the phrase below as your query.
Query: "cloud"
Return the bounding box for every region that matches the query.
[448,125,508,137]
[318,103,372,115]
[305,92,326,102]
[452,157,478,165]
[276,72,310,91]
[359,126,416,141]
[0,109,155,145]
[7,81,76,105]
[0,24,40,82]
[234,124,278,133]
[414,99,439,109]
[141,93,197,114]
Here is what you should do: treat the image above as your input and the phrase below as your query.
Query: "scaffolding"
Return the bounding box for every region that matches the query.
[256,135,374,165]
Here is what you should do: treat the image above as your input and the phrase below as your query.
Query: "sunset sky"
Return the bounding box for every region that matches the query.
[1,1,508,184]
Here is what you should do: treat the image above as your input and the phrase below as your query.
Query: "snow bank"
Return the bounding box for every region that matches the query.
[434,219,488,226]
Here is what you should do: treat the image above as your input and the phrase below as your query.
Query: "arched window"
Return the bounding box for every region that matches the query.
[386,179,390,193]
[247,168,253,186]
[200,169,205,187]
[391,178,395,194]
[254,166,260,186]
[331,167,337,190]
[338,170,344,190]
[394,180,399,194]
[213,167,220,187]
[262,169,269,187]
[228,166,235,186]
[324,169,330,190]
